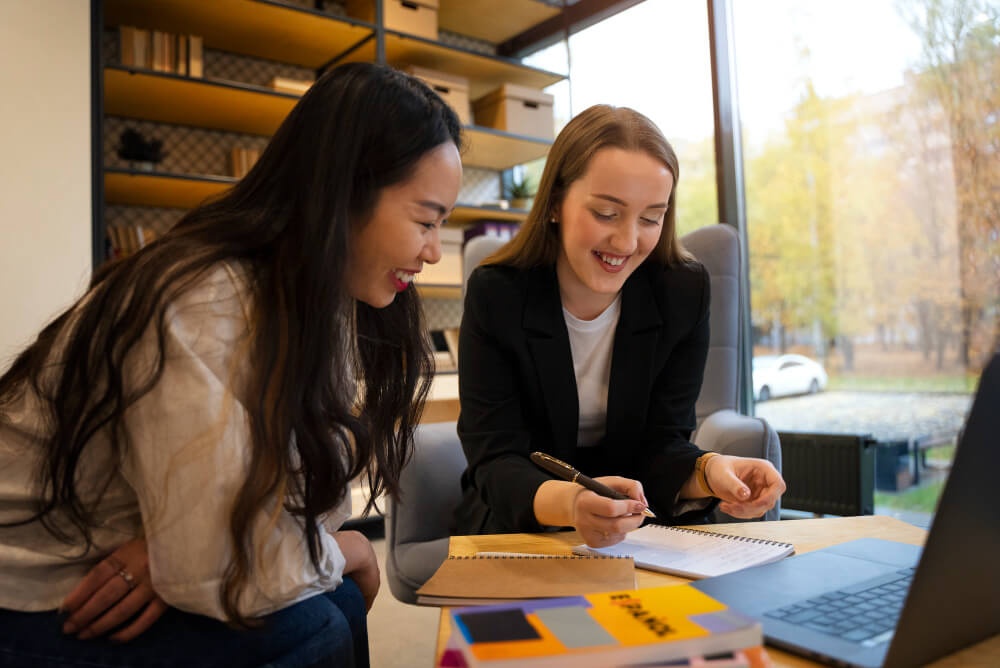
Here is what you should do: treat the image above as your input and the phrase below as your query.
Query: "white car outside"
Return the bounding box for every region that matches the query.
[753,354,828,401]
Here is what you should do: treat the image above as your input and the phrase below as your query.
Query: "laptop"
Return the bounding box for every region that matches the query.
[693,352,1000,668]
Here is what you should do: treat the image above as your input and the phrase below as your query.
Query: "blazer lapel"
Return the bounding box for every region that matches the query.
[605,269,663,455]
[523,267,579,461]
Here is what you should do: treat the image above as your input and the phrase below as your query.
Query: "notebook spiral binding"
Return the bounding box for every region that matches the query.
[651,525,793,548]
[448,554,631,560]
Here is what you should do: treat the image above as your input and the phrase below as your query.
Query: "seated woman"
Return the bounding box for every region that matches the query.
[453,105,784,547]
[0,62,463,667]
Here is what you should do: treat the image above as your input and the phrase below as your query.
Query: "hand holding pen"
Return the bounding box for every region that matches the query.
[530,452,656,518]
[530,452,654,548]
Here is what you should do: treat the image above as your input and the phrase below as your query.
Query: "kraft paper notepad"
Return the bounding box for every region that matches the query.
[573,525,794,579]
[416,554,635,606]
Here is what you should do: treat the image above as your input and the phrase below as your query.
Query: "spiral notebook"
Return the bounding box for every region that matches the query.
[573,525,795,579]
[415,553,636,606]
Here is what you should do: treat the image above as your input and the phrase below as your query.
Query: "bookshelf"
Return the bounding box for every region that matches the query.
[98,0,565,256]
[96,0,567,522]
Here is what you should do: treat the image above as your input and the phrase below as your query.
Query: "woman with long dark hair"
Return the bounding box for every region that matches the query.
[0,62,463,667]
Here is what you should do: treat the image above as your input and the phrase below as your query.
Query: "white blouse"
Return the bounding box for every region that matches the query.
[0,263,350,620]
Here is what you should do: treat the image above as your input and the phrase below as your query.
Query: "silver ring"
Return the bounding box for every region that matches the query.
[117,567,137,591]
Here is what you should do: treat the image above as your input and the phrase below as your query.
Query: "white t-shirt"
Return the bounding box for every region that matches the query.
[563,294,622,448]
[0,263,350,619]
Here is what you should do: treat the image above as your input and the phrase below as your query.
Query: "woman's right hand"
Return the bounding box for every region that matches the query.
[573,476,648,548]
[333,530,380,612]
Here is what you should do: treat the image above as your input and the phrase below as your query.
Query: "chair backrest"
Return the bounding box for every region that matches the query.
[461,234,507,297]
[680,224,741,425]
[384,421,467,604]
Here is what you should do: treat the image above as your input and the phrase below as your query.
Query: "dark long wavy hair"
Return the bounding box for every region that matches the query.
[0,62,462,625]
[488,104,687,268]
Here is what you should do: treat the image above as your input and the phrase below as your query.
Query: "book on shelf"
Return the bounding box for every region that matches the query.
[230,146,262,179]
[187,35,203,78]
[416,553,636,607]
[118,26,202,78]
[108,224,159,258]
[442,328,460,367]
[444,583,763,667]
[573,525,795,579]
[268,76,315,95]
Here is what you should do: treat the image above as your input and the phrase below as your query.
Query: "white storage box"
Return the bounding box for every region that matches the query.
[346,0,439,40]
[473,83,555,140]
[405,65,471,125]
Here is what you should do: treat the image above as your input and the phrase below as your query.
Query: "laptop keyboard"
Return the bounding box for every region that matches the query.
[764,568,915,647]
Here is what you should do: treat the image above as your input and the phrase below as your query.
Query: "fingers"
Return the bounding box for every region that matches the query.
[110,597,169,643]
[77,581,156,640]
[62,558,132,633]
[61,556,119,615]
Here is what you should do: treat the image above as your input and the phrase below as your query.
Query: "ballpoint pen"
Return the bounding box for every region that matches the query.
[530,451,657,519]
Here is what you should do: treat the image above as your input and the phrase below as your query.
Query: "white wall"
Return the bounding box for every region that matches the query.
[0,1,92,370]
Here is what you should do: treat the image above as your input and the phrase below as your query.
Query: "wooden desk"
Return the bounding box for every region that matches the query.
[435,516,1000,667]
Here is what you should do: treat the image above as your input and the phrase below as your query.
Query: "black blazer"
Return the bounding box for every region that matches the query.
[453,260,716,535]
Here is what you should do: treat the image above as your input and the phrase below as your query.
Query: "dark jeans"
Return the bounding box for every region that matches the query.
[0,577,369,668]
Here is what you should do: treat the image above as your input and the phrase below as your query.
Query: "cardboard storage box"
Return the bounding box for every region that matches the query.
[473,83,555,140]
[346,0,439,40]
[415,225,464,286]
[405,66,471,125]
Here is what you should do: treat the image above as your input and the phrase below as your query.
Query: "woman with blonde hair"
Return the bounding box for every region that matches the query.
[454,104,784,546]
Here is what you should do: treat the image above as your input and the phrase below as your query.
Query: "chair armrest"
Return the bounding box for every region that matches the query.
[693,409,782,522]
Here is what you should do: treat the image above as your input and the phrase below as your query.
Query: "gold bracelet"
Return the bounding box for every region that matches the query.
[695,452,720,497]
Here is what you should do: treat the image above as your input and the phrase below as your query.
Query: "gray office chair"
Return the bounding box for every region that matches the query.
[682,224,782,523]
[385,224,781,603]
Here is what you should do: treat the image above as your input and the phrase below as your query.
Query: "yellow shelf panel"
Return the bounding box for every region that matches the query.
[104,67,296,135]
[415,284,462,299]
[336,34,564,100]
[104,0,374,69]
[450,205,527,225]
[105,170,236,209]
[105,68,548,168]
[438,0,561,44]
[463,126,551,170]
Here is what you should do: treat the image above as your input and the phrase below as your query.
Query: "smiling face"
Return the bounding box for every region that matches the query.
[555,147,674,319]
[347,142,463,308]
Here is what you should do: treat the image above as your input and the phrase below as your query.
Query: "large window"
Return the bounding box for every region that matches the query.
[523,1,719,236]
[733,0,999,524]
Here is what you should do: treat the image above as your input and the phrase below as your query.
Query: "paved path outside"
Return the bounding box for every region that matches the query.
[757,390,973,528]
[755,390,972,442]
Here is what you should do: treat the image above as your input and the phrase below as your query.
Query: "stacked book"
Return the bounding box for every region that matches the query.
[119,25,203,77]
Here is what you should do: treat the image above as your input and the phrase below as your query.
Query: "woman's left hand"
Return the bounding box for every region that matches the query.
[706,455,786,518]
[61,538,169,642]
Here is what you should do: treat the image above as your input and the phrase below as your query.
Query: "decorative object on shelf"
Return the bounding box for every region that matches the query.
[463,221,520,245]
[505,175,535,210]
[117,129,166,172]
